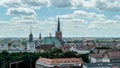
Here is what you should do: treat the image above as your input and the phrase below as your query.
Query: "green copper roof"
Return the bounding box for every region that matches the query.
[41,37,62,47]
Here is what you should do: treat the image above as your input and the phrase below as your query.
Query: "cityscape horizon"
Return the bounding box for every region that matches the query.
[0,0,120,68]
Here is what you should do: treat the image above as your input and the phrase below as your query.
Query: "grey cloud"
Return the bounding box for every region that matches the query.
[6,7,36,16]
[50,0,72,8]
[95,0,120,11]
[22,0,49,9]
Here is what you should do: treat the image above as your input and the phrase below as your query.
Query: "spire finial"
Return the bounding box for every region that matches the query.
[50,32,51,37]
[29,25,33,42]
[30,25,32,34]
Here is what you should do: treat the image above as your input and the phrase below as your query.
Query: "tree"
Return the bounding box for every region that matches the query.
[79,54,89,63]
[1,50,9,56]
[64,51,77,58]
[0,56,4,68]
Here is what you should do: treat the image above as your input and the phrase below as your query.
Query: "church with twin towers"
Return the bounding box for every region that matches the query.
[28,17,63,51]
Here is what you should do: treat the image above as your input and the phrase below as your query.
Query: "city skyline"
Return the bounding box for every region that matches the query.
[0,0,120,37]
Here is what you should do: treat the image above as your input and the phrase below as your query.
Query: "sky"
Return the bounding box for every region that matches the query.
[0,0,120,37]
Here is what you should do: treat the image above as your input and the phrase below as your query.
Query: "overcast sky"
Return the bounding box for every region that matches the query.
[0,0,120,37]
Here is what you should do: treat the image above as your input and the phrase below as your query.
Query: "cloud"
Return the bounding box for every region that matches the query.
[21,0,49,9]
[0,0,49,9]
[1,0,120,11]
[0,0,21,7]
[57,10,120,37]
[114,15,120,20]
[95,0,120,11]
[6,7,36,16]
[50,0,72,8]
[0,0,120,37]
[0,9,119,37]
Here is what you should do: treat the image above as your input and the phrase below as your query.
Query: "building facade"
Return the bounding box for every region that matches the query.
[36,58,83,68]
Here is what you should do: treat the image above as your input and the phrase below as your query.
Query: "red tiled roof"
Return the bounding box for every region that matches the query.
[90,54,105,58]
[36,58,83,65]
[112,66,120,68]
[75,45,94,50]
[107,51,120,59]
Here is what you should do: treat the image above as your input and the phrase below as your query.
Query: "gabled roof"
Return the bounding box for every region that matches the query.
[90,54,105,58]
[107,51,120,59]
[90,51,120,59]
[41,37,62,47]
[36,58,83,65]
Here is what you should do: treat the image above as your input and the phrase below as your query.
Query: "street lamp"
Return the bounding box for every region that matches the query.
[9,61,23,68]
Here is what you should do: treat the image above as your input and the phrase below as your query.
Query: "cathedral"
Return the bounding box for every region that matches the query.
[28,17,63,50]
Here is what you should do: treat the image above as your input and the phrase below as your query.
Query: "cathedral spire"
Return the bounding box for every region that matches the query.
[56,17,62,40]
[50,32,51,37]
[30,25,32,34]
[39,33,41,39]
[57,17,60,32]
[29,25,33,42]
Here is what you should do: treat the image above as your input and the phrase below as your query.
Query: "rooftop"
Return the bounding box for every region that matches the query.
[36,58,83,65]
[41,37,62,47]
[84,63,120,67]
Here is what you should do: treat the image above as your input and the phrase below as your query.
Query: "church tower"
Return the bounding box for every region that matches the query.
[29,26,33,42]
[39,33,41,39]
[56,17,62,40]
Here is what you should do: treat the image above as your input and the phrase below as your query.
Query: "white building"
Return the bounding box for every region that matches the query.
[70,45,94,54]
[0,43,8,50]
[70,47,90,54]
[89,51,120,63]
[89,54,110,63]
[27,42,36,52]
[83,63,120,68]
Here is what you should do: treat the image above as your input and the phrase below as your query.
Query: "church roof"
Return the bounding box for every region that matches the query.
[41,37,62,47]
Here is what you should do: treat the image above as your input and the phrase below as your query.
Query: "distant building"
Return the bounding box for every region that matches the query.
[29,26,33,42]
[27,26,35,52]
[11,40,23,50]
[107,51,120,63]
[83,63,120,68]
[0,43,8,50]
[36,58,83,68]
[56,17,62,40]
[70,45,95,54]
[27,42,35,52]
[39,33,42,40]
[83,40,96,46]
[38,17,63,50]
[89,50,120,63]
[89,53,110,63]
[40,37,62,48]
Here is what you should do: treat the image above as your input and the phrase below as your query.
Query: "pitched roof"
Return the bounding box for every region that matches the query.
[90,54,105,58]
[75,45,94,50]
[107,51,120,59]
[90,51,120,59]
[36,58,83,65]
[41,37,62,47]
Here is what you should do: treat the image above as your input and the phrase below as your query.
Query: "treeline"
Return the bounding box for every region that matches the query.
[0,48,89,68]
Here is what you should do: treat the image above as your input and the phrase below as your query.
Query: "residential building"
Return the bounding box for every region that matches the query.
[107,51,120,63]
[70,45,95,54]
[89,54,110,63]
[89,50,120,63]
[36,58,83,68]
[83,63,120,68]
